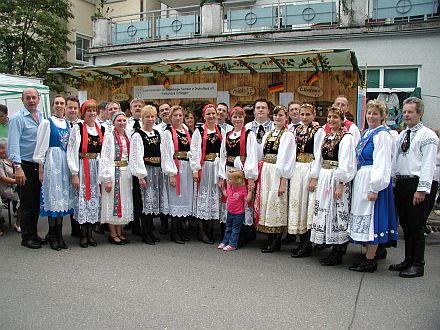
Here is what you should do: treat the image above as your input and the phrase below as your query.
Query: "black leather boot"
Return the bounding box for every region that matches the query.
[291,232,312,258]
[159,214,169,235]
[141,215,155,245]
[86,223,97,247]
[260,234,273,250]
[79,225,88,248]
[48,226,61,251]
[56,223,68,249]
[281,233,297,245]
[70,214,81,237]
[374,244,387,260]
[170,218,184,244]
[321,245,343,266]
[198,220,212,244]
[261,233,282,253]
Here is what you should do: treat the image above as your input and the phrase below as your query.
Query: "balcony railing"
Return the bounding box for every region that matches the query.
[368,0,439,22]
[105,1,439,46]
[225,0,337,33]
[110,5,200,44]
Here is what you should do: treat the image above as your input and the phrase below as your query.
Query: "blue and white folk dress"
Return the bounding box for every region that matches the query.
[349,125,398,245]
[33,116,74,217]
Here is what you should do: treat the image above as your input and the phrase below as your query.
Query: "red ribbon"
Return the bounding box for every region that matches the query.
[253,160,265,227]
[113,129,130,217]
[171,126,191,196]
[82,122,103,200]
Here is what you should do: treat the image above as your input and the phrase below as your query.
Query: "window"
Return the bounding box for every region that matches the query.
[76,34,91,62]
[362,67,419,92]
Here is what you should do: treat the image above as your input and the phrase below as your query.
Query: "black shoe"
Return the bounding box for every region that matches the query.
[399,265,424,278]
[314,244,330,251]
[142,235,155,245]
[150,231,160,243]
[87,236,98,247]
[291,243,312,258]
[119,236,130,244]
[319,249,337,263]
[35,235,47,245]
[79,238,88,248]
[21,239,41,249]
[261,233,282,253]
[171,236,185,244]
[389,259,412,272]
[349,258,377,272]
[56,225,68,249]
[93,224,105,234]
[108,235,125,245]
[321,253,342,266]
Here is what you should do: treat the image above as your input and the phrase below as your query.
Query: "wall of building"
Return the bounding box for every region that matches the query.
[91,30,439,129]
[67,0,95,64]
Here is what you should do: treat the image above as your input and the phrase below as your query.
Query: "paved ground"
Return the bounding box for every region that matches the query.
[1,214,439,330]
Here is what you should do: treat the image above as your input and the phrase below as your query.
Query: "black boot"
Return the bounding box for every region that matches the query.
[374,244,387,260]
[291,232,312,258]
[86,224,97,247]
[321,245,343,266]
[56,222,68,249]
[198,220,213,244]
[260,234,273,250]
[159,214,169,235]
[206,220,215,243]
[349,257,377,272]
[80,225,88,248]
[141,214,155,245]
[281,233,297,245]
[170,218,184,244]
[180,218,190,241]
[48,225,61,251]
[70,214,81,237]
[261,233,282,253]
[147,217,160,242]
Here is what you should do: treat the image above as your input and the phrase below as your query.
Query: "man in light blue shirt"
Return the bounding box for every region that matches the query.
[8,88,45,249]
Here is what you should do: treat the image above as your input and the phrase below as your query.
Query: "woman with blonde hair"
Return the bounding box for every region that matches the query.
[348,99,398,272]
[129,105,167,245]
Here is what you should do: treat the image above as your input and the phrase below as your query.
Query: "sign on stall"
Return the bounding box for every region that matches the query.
[134,84,217,99]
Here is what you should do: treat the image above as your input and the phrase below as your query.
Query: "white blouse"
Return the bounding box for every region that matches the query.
[161,128,192,176]
[67,123,101,175]
[189,127,224,172]
[218,129,259,180]
[129,129,156,179]
[260,129,296,179]
[363,127,393,193]
[33,116,68,164]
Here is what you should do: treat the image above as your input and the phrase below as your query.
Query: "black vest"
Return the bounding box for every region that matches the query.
[78,122,105,153]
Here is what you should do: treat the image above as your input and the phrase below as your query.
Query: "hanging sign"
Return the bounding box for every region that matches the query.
[112,93,130,102]
[134,84,217,99]
[297,85,323,98]
[230,86,256,97]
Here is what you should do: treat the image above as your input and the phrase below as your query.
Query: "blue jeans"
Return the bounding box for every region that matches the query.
[222,212,244,248]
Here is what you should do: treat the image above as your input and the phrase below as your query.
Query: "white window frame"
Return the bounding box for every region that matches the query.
[363,66,421,93]
[75,32,92,64]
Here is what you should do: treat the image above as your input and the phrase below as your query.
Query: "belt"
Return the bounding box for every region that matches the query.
[174,151,188,160]
[114,160,128,167]
[396,175,419,179]
[144,157,161,164]
[296,153,314,163]
[79,152,98,159]
[227,155,246,163]
[263,154,277,164]
[204,153,218,161]
[322,160,338,169]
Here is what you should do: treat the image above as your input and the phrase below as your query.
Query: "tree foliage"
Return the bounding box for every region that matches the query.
[0,0,74,92]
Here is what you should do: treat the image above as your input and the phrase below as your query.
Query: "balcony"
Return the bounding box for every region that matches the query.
[93,0,439,47]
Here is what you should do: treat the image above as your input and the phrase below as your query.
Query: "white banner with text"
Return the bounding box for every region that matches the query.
[134,84,218,99]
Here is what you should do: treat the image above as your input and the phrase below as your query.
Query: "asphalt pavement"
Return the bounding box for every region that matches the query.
[1,216,439,330]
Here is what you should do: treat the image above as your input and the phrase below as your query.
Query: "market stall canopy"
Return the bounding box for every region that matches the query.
[48,49,361,85]
[0,73,51,117]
